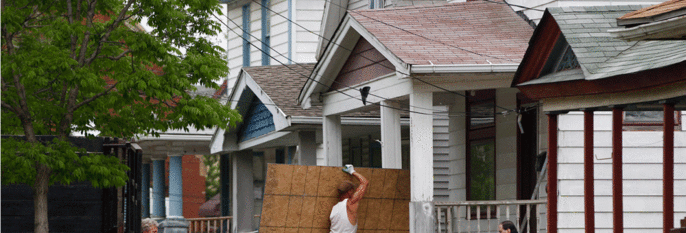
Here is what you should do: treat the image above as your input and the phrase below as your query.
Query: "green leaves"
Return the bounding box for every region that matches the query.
[1,138,129,188]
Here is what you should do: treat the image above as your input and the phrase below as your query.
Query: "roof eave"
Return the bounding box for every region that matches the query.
[410,64,519,74]
[610,15,686,41]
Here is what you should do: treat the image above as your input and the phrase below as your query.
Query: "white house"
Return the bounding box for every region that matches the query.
[223,0,325,93]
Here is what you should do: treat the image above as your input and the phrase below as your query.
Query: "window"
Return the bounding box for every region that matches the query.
[369,0,383,9]
[623,111,681,131]
[342,136,381,168]
[466,90,496,218]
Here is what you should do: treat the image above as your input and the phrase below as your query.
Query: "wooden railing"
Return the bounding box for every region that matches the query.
[186,215,260,233]
[434,200,547,233]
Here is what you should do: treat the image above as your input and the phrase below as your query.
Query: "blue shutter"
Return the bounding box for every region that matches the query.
[261,0,271,65]
[242,4,251,67]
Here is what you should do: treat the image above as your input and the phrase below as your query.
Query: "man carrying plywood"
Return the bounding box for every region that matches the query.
[330,165,369,233]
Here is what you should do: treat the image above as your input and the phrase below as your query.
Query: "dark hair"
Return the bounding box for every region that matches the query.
[500,221,518,233]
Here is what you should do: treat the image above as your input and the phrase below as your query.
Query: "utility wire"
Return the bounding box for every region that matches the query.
[246,0,521,114]
[215,0,535,116]
[215,14,440,116]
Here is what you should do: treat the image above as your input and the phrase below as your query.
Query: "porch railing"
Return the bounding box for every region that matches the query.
[434,200,547,233]
[186,215,260,233]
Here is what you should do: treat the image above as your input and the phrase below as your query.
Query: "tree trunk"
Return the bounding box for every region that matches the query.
[33,163,51,233]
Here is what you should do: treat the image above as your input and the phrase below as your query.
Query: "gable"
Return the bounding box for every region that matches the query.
[238,94,275,142]
[327,37,394,91]
[537,36,581,78]
[511,12,562,86]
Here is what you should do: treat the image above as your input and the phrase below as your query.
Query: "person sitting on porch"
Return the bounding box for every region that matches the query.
[498,220,518,233]
[142,218,158,233]
[330,165,369,233]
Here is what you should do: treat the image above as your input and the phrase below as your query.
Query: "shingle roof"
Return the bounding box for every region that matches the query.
[242,64,322,117]
[349,1,533,65]
[547,6,686,81]
[618,0,686,20]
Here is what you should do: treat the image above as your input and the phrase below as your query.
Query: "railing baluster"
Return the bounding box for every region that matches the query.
[515,204,522,231]
[457,206,462,233]
[467,205,471,233]
[506,205,510,220]
[525,204,531,233]
[496,205,500,230]
[487,205,491,232]
[477,205,481,233]
[447,206,453,233]
[437,207,442,233]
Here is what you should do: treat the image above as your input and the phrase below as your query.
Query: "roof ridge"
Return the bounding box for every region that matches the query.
[350,0,493,13]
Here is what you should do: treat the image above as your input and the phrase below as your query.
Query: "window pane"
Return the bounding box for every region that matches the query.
[469,140,495,201]
[625,111,663,123]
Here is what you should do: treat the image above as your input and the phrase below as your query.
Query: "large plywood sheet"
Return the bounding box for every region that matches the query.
[260,164,410,232]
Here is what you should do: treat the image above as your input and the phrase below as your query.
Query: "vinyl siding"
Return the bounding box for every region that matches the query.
[225,0,324,92]
[556,111,686,233]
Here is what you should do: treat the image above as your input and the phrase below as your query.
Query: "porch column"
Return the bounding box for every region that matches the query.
[232,150,254,232]
[663,102,675,233]
[168,154,184,218]
[612,107,623,233]
[142,162,151,218]
[159,154,189,232]
[381,100,402,169]
[547,113,558,233]
[448,96,466,201]
[297,131,317,165]
[583,110,595,233]
[152,159,166,219]
[324,114,342,166]
[409,91,434,232]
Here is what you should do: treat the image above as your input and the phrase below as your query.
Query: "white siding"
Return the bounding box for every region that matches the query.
[295,0,325,63]
[434,106,450,202]
[556,111,686,233]
[225,0,324,93]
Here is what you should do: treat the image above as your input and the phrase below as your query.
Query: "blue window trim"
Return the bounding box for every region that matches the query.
[242,4,251,67]
[261,0,271,65]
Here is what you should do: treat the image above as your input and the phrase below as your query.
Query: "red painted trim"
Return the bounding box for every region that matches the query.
[512,12,561,86]
[517,61,686,100]
[584,110,595,233]
[547,114,558,233]
[612,108,624,233]
[663,103,675,233]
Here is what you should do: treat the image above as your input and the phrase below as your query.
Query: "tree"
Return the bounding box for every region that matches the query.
[1,0,241,232]
[204,154,221,201]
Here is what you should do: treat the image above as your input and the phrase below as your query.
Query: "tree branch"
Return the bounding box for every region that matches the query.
[72,81,118,110]
[98,50,130,61]
[84,0,135,65]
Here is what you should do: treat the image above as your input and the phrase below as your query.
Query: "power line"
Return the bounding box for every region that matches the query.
[214,1,532,116]
[214,14,440,116]
[245,0,521,114]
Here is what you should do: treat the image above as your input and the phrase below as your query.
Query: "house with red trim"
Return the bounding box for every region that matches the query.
[298,1,545,231]
[512,2,686,233]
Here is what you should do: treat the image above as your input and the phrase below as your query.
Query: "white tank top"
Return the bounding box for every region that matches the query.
[329,199,358,233]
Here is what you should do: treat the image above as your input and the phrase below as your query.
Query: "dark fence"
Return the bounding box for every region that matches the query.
[1,136,142,233]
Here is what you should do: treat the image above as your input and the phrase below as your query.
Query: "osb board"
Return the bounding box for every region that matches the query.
[260,164,410,232]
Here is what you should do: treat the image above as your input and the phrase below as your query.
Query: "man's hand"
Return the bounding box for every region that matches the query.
[342,164,355,175]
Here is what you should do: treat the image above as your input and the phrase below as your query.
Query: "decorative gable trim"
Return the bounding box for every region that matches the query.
[209,68,291,154]
[328,37,394,91]
[299,14,409,109]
